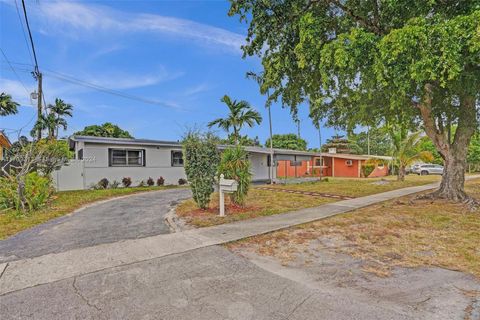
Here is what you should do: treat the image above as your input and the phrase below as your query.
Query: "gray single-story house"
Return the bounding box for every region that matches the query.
[53,135,316,191]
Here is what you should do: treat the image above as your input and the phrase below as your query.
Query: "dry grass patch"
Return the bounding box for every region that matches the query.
[176,189,333,227]
[271,175,441,197]
[0,186,180,239]
[228,179,480,278]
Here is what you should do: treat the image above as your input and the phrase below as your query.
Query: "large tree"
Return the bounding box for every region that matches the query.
[74,122,133,138]
[265,133,307,151]
[49,98,73,138]
[208,95,262,145]
[0,93,19,116]
[230,1,480,202]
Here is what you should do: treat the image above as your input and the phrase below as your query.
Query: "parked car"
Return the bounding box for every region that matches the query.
[406,164,422,174]
[414,163,444,175]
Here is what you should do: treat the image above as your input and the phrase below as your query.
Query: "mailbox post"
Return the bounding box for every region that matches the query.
[218,174,238,217]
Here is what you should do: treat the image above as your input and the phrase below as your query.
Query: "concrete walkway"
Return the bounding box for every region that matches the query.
[1,176,478,296]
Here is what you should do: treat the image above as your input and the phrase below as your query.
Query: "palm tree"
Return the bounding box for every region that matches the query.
[208,95,262,145]
[31,98,72,140]
[391,131,433,181]
[48,98,73,138]
[0,92,19,116]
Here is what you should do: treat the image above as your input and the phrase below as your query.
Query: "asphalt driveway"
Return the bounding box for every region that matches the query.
[0,188,191,263]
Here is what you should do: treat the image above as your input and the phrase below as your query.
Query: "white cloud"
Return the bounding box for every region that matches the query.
[0,78,35,107]
[33,1,245,52]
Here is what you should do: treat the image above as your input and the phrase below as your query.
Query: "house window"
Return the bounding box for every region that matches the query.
[171,150,184,167]
[315,158,324,166]
[109,149,145,166]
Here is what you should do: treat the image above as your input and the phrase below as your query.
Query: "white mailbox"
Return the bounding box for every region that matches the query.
[218,174,238,217]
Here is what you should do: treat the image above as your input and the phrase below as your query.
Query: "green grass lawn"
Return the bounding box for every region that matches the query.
[269,175,441,197]
[0,186,180,240]
[177,175,442,228]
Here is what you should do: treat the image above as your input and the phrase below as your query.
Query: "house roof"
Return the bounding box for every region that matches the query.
[0,131,12,148]
[69,135,392,160]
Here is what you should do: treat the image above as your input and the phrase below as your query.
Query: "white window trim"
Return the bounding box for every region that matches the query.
[109,148,145,167]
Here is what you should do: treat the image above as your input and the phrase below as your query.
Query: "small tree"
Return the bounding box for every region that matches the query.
[218,146,252,206]
[182,131,220,209]
[265,133,307,151]
[391,131,433,181]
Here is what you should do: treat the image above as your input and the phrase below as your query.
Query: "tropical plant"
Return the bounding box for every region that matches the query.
[208,95,262,145]
[74,122,133,138]
[229,1,480,201]
[98,178,109,189]
[0,92,19,116]
[49,98,73,138]
[31,99,73,140]
[156,176,165,186]
[147,177,155,186]
[265,133,307,151]
[182,131,220,209]
[218,146,252,206]
[122,177,132,187]
[391,131,433,181]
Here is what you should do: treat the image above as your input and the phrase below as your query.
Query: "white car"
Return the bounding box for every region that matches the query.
[414,164,444,175]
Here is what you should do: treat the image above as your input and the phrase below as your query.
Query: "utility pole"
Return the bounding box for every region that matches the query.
[35,71,42,140]
[318,120,322,182]
[267,93,274,184]
[296,119,301,138]
[367,126,370,155]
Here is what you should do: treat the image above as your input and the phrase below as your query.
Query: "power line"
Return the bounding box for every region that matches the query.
[0,48,31,96]
[14,0,35,67]
[20,0,39,73]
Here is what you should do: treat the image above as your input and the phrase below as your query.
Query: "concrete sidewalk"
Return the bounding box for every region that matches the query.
[1,176,478,296]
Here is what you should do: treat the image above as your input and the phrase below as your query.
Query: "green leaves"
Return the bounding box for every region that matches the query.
[182,131,220,209]
[218,146,252,206]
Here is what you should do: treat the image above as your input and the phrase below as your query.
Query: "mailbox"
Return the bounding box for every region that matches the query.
[219,174,238,193]
[218,174,238,217]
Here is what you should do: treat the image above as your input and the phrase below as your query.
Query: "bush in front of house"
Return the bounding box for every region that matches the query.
[0,172,53,212]
[147,177,155,186]
[138,180,145,187]
[178,178,187,185]
[157,177,165,186]
[110,180,120,189]
[122,177,132,187]
[182,131,220,209]
[218,145,252,206]
[98,178,109,189]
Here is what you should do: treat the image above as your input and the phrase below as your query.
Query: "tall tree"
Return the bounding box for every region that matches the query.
[49,98,73,138]
[322,135,362,154]
[208,95,262,145]
[230,1,480,202]
[265,133,307,151]
[349,127,392,156]
[74,122,133,138]
[0,93,19,116]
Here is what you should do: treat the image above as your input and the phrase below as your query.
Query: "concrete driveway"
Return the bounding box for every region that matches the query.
[0,188,191,263]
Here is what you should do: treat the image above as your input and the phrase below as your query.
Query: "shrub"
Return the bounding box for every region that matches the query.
[110,180,120,189]
[218,146,252,206]
[138,180,145,187]
[362,164,375,177]
[98,178,109,189]
[157,176,165,186]
[0,172,53,212]
[178,178,187,185]
[122,177,132,187]
[147,177,155,186]
[182,131,220,209]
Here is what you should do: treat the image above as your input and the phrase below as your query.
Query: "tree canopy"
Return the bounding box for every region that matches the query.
[349,127,392,156]
[265,133,307,151]
[0,93,19,116]
[322,135,362,154]
[74,122,133,138]
[229,0,480,201]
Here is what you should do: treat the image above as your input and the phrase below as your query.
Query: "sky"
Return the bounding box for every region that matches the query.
[0,0,342,148]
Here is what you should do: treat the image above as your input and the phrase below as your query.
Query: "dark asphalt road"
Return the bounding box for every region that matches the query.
[0,188,191,263]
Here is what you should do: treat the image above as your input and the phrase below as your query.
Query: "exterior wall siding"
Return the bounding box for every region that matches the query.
[333,157,360,177]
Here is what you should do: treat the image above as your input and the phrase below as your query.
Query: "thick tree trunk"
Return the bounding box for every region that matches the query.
[435,150,467,201]
[418,85,477,202]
